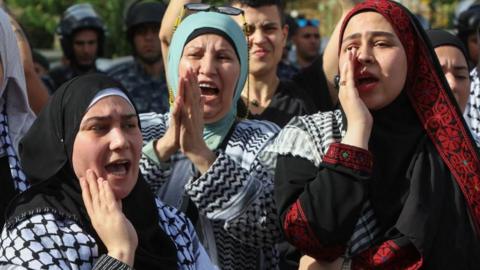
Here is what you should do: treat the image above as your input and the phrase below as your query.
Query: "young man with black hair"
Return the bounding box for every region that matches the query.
[289,16,335,111]
[229,0,318,127]
[231,0,334,120]
[291,17,321,69]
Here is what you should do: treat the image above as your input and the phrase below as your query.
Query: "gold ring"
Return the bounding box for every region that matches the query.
[339,81,347,86]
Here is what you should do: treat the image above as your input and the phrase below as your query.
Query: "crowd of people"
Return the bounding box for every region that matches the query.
[0,0,479,269]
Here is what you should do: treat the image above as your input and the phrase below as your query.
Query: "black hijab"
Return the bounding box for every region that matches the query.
[427,29,469,64]
[339,1,480,267]
[6,73,178,269]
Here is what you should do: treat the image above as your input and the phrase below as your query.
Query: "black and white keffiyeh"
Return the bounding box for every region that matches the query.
[0,101,29,192]
[140,112,282,270]
[0,199,211,270]
[0,6,35,229]
[464,68,480,146]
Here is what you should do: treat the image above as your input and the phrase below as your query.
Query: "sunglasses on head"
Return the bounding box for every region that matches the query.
[184,3,243,16]
[169,3,252,107]
[174,3,252,36]
[296,18,320,28]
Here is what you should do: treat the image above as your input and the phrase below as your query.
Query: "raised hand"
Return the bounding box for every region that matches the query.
[80,170,138,266]
[154,84,183,162]
[178,68,216,173]
[339,50,373,149]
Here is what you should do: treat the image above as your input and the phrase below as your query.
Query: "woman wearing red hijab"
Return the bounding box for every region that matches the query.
[269,0,480,268]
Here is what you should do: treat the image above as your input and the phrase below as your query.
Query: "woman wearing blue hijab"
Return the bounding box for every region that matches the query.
[139,2,281,269]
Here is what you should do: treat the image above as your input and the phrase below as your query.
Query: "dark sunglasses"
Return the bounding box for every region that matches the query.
[296,18,320,28]
[184,3,243,16]
[174,3,251,36]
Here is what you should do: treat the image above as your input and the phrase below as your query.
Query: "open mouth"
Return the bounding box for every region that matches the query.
[199,83,220,96]
[105,160,131,176]
[355,71,379,92]
[356,76,379,86]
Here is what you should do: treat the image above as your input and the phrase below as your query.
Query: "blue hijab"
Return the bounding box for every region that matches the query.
[167,12,248,149]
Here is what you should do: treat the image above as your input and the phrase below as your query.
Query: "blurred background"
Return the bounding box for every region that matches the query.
[3,0,476,65]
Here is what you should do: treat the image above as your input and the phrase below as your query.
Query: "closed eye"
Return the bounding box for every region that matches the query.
[374,41,391,47]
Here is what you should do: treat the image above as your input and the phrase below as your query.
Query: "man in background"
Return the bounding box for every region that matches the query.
[47,3,106,92]
[291,17,321,69]
[108,1,168,114]
[291,17,333,111]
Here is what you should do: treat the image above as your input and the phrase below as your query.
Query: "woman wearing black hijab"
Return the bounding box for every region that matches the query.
[427,29,480,147]
[427,29,471,113]
[0,74,212,269]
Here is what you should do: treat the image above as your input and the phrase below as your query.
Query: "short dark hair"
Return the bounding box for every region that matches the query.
[229,0,285,25]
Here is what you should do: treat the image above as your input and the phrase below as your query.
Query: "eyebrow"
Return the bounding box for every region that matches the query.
[342,31,397,43]
[262,21,279,27]
[81,114,137,125]
[217,48,236,54]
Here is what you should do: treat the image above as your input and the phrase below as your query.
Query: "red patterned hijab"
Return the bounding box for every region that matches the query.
[336,0,480,268]
[340,0,480,235]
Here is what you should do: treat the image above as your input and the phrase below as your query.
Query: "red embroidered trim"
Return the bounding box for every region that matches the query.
[341,0,480,235]
[352,240,423,270]
[283,200,344,261]
[322,143,374,174]
[410,45,480,234]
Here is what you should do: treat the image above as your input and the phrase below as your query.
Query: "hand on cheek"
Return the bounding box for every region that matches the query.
[80,169,138,266]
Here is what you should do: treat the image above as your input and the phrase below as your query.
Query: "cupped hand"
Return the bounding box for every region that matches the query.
[80,170,138,266]
[338,50,373,149]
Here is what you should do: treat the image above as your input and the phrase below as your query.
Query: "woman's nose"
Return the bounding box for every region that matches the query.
[110,128,129,150]
[445,73,458,93]
[198,54,216,76]
[356,46,375,65]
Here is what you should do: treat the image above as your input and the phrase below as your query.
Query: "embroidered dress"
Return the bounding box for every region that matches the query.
[0,199,211,270]
[269,1,480,269]
[266,111,381,258]
[140,112,281,270]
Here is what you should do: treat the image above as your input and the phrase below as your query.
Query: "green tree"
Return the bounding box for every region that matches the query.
[5,0,164,56]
